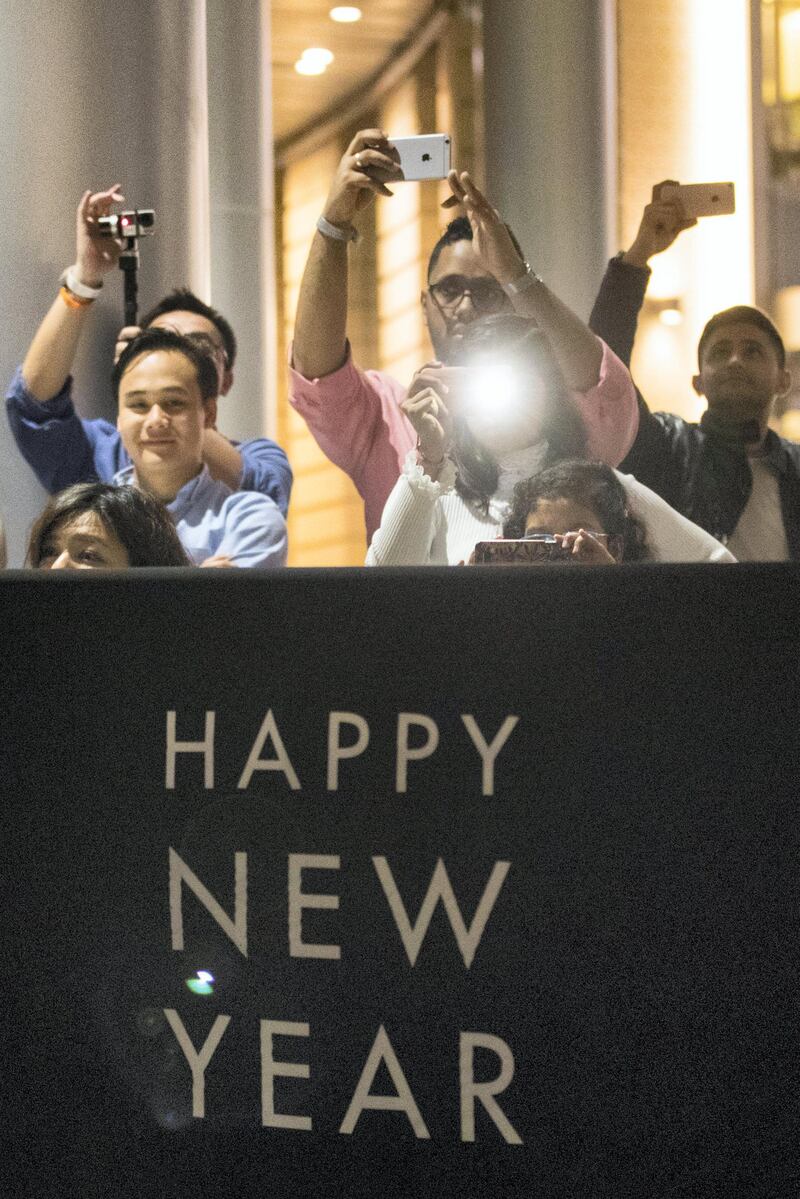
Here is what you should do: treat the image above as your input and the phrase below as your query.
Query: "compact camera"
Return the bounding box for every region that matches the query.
[97,209,156,239]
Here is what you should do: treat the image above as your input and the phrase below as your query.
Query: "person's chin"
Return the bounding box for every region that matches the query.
[709,393,763,418]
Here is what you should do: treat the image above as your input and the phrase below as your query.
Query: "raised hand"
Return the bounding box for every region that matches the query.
[622,180,698,268]
[445,170,526,286]
[74,185,126,287]
[322,130,404,228]
[402,364,453,472]
[114,324,141,363]
[559,529,619,564]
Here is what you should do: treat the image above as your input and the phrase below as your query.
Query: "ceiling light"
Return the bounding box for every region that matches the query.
[295,57,327,75]
[330,5,363,20]
[301,47,334,67]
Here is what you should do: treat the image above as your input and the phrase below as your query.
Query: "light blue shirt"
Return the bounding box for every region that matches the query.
[113,465,287,568]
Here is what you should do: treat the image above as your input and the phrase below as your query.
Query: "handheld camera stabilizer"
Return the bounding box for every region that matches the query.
[97,209,156,326]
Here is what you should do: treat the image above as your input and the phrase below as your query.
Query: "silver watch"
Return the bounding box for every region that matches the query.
[502,263,541,296]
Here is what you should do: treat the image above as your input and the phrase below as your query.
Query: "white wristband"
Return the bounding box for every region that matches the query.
[61,267,103,300]
[316,215,359,244]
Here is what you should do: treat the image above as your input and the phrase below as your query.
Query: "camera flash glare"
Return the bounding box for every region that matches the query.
[464,363,522,421]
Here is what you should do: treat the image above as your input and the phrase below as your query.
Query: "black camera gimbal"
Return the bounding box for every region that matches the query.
[98,209,156,326]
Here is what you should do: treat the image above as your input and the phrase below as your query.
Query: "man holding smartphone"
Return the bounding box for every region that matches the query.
[289,130,638,542]
[588,182,800,560]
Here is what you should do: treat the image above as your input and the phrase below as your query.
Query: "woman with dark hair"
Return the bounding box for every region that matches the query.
[502,459,648,564]
[366,310,733,565]
[366,170,734,566]
[27,483,190,569]
[442,312,589,513]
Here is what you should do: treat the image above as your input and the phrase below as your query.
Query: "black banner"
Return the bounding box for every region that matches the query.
[2,565,799,1198]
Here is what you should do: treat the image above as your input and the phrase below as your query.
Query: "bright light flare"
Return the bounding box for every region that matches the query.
[460,362,544,444]
[464,364,520,415]
[659,307,683,327]
[330,5,362,21]
[295,58,326,76]
[295,48,334,76]
[301,47,334,66]
[186,970,215,996]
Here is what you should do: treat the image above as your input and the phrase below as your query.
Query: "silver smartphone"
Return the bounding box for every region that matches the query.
[660,182,735,218]
[391,134,452,181]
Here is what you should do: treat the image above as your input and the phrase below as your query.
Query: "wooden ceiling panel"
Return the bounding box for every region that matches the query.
[272,0,435,142]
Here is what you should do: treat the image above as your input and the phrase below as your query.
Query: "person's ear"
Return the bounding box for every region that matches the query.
[777,367,792,399]
[204,397,218,429]
[421,289,431,332]
[220,367,234,397]
[692,372,705,397]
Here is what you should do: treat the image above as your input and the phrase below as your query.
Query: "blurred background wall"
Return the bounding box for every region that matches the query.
[2,0,799,565]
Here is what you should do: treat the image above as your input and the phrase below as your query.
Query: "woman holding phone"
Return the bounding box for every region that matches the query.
[366,173,733,567]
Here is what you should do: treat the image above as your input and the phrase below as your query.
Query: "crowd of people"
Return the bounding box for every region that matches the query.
[6,135,799,572]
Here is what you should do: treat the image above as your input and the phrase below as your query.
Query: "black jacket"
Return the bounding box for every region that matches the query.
[589,255,800,557]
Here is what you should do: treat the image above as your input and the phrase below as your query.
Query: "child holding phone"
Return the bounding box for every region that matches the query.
[493,459,649,565]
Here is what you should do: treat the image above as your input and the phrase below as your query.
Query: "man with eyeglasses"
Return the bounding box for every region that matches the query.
[6,186,292,516]
[290,131,638,541]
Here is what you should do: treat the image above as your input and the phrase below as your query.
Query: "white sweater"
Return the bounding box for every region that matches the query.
[365,450,735,565]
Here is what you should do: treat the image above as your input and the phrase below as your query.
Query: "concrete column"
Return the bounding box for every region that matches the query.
[206,0,277,442]
[481,0,614,319]
[0,0,209,563]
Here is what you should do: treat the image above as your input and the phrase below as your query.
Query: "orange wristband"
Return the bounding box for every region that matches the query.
[59,285,94,310]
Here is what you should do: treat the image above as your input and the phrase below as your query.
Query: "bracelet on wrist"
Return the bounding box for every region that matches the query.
[501,262,542,296]
[60,267,103,300]
[316,214,359,244]
[416,442,446,471]
[59,285,94,310]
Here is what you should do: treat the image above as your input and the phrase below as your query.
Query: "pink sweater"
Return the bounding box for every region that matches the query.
[289,340,639,542]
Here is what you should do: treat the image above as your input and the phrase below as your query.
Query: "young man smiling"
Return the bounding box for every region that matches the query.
[6,186,291,514]
[111,328,286,568]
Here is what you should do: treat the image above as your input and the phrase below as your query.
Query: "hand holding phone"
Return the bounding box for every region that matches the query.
[659,181,735,219]
[473,532,620,565]
[391,134,451,181]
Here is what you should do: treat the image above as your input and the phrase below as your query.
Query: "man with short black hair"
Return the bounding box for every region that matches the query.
[290,132,637,541]
[589,185,799,558]
[111,326,286,567]
[6,186,291,514]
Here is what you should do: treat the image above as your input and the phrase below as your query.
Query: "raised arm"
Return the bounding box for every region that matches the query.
[589,180,697,367]
[447,171,603,392]
[365,368,453,566]
[292,130,403,381]
[22,187,124,401]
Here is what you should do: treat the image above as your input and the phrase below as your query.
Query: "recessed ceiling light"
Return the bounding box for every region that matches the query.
[330,6,363,21]
[302,47,334,66]
[295,57,327,75]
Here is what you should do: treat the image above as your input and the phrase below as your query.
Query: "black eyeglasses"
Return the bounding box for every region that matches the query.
[428,274,510,315]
